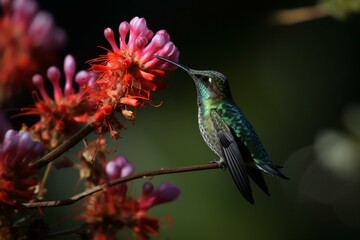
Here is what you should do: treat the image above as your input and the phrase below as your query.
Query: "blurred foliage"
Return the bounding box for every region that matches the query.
[315,104,360,180]
[320,0,360,19]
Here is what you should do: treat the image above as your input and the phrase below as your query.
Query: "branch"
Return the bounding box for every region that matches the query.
[23,163,221,208]
[34,122,95,169]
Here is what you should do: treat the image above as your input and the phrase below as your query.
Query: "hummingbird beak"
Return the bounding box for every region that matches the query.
[155,55,202,85]
[154,55,191,73]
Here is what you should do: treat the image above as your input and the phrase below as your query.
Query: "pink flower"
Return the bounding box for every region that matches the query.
[20,54,96,149]
[0,0,66,106]
[114,16,179,72]
[87,16,179,139]
[0,129,44,206]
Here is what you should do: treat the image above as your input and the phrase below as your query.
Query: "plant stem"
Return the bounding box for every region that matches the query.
[34,122,95,169]
[37,162,53,200]
[24,162,221,208]
[46,228,80,237]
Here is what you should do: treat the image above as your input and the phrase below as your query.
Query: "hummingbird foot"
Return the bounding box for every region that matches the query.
[209,160,227,170]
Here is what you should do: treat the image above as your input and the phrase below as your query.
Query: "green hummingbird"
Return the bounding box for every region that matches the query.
[156,55,288,204]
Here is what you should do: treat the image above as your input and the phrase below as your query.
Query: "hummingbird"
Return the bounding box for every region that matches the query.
[156,55,288,204]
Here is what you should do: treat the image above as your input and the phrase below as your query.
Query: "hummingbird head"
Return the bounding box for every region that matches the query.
[155,56,231,101]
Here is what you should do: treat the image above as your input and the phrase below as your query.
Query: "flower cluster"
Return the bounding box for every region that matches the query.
[22,16,180,146]
[0,129,44,207]
[78,156,181,240]
[22,54,96,150]
[1,0,182,239]
[0,0,66,106]
[88,16,179,139]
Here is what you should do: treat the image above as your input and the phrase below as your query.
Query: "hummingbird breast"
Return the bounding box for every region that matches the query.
[197,106,223,160]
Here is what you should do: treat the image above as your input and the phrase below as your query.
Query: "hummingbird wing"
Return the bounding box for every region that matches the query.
[217,102,289,181]
[236,138,270,196]
[210,109,254,204]
[213,104,271,196]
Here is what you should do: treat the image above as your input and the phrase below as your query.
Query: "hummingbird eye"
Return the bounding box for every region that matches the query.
[195,75,211,83]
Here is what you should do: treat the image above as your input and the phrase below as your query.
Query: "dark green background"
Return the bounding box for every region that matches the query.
[20,0,360,239]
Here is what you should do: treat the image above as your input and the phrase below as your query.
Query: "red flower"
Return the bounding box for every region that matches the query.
[21,54,96,149]
[0,129,44,206]
[0,0,66,106]
[87,16,179,139]
[78,156,181,240]
[130,182,181,240]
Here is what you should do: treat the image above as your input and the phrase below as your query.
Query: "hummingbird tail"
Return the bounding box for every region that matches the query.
[260,165,289,180]
[246,167,270,196]
[235,136,271,196]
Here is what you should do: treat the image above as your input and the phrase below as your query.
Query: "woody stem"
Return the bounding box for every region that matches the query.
[34,121,96,169]
[24,162,221,208]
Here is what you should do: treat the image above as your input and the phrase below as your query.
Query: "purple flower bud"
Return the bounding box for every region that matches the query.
[105,156,135,197]
[142,182,154,196]
[105,155,135,180]
[0,129,43,205]
[138,182,181,210]
[1,129,19,154]
[0,130,44,168]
